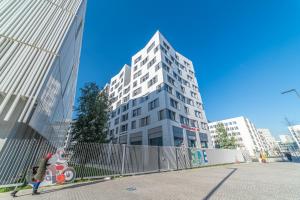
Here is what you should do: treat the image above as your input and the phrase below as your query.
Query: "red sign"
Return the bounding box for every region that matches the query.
[181,124,199,131]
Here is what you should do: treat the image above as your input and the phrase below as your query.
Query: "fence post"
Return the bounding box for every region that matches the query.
[121,144,126,175]
[183,148,187,169]
[175,147,178,170]
[157,146,161,172]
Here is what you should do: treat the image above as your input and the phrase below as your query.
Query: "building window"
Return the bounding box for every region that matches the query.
[158,109,165,120]
[111,111,116,118]
[132,99,137,107]
[147,42,155,53]
[191,91,198,99]
[164,84,173,94]
[140,57,148,66]
[155,64,160,71]
[140,73,149,83]
[121,124,128,133]
[140,116,150,127]
[148,98,159,111]
[170,98,179,109]
[196,102,202,109]
[122,103,129,112]
[133,70,142,79]
[194,110,203,118]
[184,106,189,114]
[124,86,130,94]
[158,109,176,121]
[162,62,170,72]
[148,75,158,88]
[115,117,119,125]
[176,91,186,103]
[123,95,129,103]
[131,121,136,129]
[163,41,170,50]
[165,56,172,66]
[121,113,128,122]
[167,76,175,86]
[134,56,142,64]
[187,98,194,106]
[173,126,184,146]
[133,81,137,87]
[201,122,208,130]
[132,107,141,117]
[167,109,176,121]
[133,87,142,96]
[147,57,156,68]
[180,115,189,126]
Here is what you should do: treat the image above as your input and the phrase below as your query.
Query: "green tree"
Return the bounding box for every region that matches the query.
[70,82,110,179]
[71,82,109,143]
[215,123,237,149]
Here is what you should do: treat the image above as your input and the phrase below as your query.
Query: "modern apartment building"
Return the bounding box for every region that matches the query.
[0,0,86,150]
[257,128,279,156]
[288,125,300,148]
[208,116,263,157]
[105,31,211,148]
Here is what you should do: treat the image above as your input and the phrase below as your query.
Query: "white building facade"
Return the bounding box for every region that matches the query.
[257,128,279,156]
[279,134,295,144]
[106,31,211,148]
[208,116,263,157]
[0,0,86,149]
[288,125,300,148]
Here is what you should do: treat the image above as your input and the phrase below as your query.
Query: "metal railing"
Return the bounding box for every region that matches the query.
[0,139,246,188]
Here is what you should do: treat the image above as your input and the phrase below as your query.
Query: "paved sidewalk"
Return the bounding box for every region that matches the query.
[1,162,299,200]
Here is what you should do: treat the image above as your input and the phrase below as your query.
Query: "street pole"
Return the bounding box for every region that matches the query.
[285,117,300,149]
[281,89,300,99]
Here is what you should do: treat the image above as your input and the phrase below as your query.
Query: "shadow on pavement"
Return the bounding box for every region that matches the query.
[16,179,107,197]
[202,168,238,200]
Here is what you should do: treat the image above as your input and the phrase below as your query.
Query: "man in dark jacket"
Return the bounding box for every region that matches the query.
[32,153,52,195]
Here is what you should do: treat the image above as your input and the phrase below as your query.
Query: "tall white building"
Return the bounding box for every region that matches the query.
[288,125,300,148]
[0,0,86,149]
[257,128,279,156]
[105,31,211,148]
[208,116,263,157]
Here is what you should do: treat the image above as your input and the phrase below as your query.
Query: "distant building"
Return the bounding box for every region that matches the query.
[208,116,263,157]
[279,134,294,144]
[104,31,211,148]
[257,129,279,156]
[288,125,300,148]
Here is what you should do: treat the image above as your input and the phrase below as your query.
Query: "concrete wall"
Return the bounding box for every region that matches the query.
[205,149,245,165]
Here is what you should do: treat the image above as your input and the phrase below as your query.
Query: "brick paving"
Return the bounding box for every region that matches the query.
[1,162,299,200]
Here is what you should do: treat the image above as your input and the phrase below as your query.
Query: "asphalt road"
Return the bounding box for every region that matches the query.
[1,162,300,200]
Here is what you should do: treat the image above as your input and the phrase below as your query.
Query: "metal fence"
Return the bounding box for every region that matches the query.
[0,139,247,188]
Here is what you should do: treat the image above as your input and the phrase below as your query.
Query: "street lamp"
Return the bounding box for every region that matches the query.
[281,89,300,99]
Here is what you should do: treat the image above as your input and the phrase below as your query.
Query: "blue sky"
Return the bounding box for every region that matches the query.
[76,0,300,138]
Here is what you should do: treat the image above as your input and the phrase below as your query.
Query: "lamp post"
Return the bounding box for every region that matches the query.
[281,89,300,99]
[281,89,300,149]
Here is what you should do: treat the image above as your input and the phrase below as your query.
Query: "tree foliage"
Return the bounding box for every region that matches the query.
[71,82,109,143]
[215,123,237,149]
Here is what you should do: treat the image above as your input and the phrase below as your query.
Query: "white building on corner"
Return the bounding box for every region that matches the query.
[257,128,279,156]
[208,116,263,157]
[288,125,300,148]
[105,31,211,148]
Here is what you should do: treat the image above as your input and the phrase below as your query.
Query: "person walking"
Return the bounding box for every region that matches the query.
[32,153,52,195]
[11,153,53,197]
